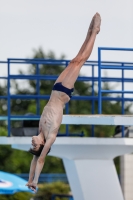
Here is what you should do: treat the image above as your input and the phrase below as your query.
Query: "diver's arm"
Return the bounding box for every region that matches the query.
[26,155,38,186]
[29,136,56,191]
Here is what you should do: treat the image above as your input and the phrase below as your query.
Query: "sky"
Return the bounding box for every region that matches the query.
[0,0,133,97]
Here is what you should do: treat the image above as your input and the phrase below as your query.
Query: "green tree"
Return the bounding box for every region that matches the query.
[0,192,33,200]
[34,182,70,200]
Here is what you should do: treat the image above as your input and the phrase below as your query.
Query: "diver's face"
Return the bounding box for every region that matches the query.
[31,136,41,151]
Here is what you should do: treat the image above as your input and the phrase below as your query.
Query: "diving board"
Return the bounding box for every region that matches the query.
[62,114,133,126]
[0,114,133,126]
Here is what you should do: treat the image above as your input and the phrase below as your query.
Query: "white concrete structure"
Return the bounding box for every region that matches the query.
[1,137,133,200]
[1,115,133,200]
[120,155,133,200]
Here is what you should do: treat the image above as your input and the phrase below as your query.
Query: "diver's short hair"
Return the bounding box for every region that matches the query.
[29,144,51,157]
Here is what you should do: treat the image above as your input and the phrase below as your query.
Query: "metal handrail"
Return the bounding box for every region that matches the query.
[0,49,133,137]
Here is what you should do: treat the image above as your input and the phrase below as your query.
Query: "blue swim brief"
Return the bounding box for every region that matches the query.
[52,82,74,98]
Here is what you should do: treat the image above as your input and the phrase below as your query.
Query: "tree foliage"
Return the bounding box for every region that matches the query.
[0,192,33,200]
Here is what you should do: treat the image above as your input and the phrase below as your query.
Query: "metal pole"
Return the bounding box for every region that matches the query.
[36,63,40,115]
[121,63,125,137]
[7,59,11,136]
[65,61,69,136]
[91,64,95,136]
[98,48,102,113]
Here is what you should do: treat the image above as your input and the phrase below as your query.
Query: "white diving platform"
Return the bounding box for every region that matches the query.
[1,114,133,200]
[1,114,133,126]
[62,114,133,126]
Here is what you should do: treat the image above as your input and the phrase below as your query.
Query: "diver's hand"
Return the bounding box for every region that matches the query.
[25,181,32,188]
[26,181,37,192]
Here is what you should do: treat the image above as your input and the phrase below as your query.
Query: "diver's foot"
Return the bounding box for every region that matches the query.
[92,12,101,34]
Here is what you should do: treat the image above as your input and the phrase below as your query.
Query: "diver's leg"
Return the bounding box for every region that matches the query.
[55,13,101,88]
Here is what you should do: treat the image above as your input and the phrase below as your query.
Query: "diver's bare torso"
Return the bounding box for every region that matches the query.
[39,90,70,140]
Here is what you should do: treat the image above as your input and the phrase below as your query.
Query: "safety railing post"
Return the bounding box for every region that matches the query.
[98,48,102,114]
[91,64,95,136]
[65,61,69,136]
[7,59,11,137]
[36,63,40,115]
[121,63,125,137]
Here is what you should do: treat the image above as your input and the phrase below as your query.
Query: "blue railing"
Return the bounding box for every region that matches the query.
[98,47,133,114]
[0,47,133,137]
[0,58,99,137]
[98,47,133,137]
